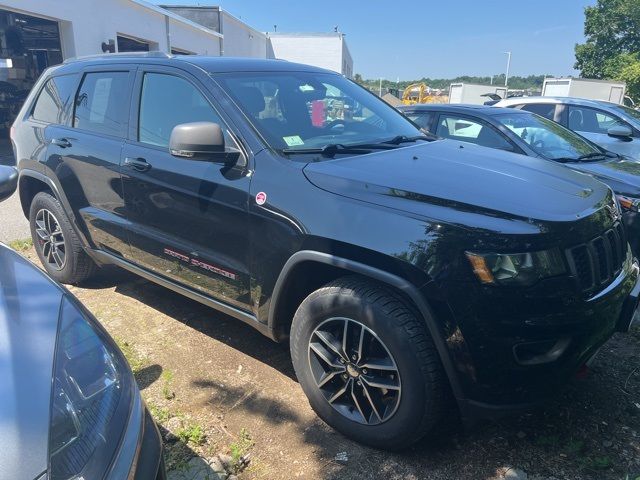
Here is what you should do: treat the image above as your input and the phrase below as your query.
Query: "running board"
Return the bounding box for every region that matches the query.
[90,250,274,339]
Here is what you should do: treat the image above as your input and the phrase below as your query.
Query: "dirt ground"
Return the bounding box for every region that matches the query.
[18,246,640,480]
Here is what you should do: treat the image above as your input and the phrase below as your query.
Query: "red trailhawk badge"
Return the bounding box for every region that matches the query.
[255,192,267,205]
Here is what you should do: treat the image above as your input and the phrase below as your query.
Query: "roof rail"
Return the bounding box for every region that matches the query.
[64,51,174,64]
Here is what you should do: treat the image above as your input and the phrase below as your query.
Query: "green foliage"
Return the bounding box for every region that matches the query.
[9,238,33,251]
[229,428,253,471]
[114,338,145,375]
[575,0,640,100]
[176,423,205,446]
[162,370,175,400]
[619,60,640,103]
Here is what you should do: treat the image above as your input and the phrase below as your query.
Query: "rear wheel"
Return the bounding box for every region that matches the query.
[290,276,447,449]
[29,191,96,284]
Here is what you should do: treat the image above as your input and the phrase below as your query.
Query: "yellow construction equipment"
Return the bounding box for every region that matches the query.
[401,82,447,105]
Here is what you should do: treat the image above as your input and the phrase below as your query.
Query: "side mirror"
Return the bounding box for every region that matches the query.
[169,122,240,164]
[0,165,18,203]
[608,125,633,139]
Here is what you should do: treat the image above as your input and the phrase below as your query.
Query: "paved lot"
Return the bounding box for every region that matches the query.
[0,146,28,244]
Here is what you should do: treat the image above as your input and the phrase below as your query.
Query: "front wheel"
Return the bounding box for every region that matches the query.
[290,276,448,449]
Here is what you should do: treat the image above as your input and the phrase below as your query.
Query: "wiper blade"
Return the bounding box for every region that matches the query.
[552,152,607,163]
[282,142,397,158]
[383,134,435,145]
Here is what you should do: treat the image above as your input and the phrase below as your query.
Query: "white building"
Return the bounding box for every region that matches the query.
[0,1,354,129]
[268,32,353,78]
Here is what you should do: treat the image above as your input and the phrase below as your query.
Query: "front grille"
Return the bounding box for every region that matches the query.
[566,222,627,294]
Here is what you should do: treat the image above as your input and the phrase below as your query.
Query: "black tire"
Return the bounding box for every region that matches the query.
[290,276,447,450]
[29,191,96,284]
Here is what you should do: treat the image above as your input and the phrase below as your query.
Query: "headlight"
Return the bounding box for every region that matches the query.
[466,248,566,286]
[49,296,135,480]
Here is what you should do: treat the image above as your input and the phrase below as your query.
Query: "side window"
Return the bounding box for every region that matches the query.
[407,112,434,131]
[73,72,130,137]
[31,75,77,124]
[568,106,628,134]
[138,73,224,147]
[519,103,556,120]
[436,115,514,151]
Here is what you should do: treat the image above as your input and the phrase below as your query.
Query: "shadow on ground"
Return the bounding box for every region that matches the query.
[85,265,640,480]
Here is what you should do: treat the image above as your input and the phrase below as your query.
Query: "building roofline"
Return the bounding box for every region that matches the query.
[268,32,345,37]
[129,0,223,38]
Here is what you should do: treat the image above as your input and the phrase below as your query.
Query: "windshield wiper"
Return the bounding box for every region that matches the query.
[553,152,608,163]
[382,134,436,145]
[282,142,397,158]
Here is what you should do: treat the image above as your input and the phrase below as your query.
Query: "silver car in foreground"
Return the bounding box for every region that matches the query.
[496,96,640,160]
[0,165,165,479]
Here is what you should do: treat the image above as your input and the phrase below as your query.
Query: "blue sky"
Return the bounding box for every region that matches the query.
[153,0,594,80]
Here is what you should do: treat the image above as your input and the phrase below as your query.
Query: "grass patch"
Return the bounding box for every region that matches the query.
[9,238,32,252]
[162,370,175,400]
[229,428,253,472]
[176,423,206,446]
[114,338,146,375]
[148,402,171,424]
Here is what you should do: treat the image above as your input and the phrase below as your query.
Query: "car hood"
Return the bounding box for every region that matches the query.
[565,157,640,197]
[303,140,610,222]
[0,244,62,480]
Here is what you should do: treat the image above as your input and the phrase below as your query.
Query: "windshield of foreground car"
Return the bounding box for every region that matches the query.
[495,112,607,161]
[212,71,423,157]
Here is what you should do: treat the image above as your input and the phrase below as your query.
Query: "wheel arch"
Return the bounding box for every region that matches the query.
[268,250,464,400]
[18,169,60,218]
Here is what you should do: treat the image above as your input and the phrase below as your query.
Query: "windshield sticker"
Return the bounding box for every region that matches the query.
[283,135,305,147]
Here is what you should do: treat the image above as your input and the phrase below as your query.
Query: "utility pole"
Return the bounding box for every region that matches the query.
[504,51,512,87]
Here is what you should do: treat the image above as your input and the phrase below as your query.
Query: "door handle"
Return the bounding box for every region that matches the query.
[51,138,71,148]
[124,157,151,172]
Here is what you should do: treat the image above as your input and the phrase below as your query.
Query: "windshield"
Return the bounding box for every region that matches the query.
[610,104,640,126]
[212,71,421,156]
[494,112,604,161]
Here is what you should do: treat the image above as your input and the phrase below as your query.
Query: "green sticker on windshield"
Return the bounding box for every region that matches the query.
[283,135,304,147]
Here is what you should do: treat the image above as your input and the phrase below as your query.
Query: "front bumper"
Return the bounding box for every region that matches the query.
[447,256,640,419]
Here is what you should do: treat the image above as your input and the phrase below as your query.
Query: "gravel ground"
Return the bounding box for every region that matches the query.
[0,190,29,243]
[15,246,640,480]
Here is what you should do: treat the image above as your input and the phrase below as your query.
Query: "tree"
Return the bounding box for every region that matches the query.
[619,60,640,103]
[575,0,640,78]
[353,73,364,85]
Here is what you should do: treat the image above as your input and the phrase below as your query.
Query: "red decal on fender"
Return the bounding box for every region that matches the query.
[255,191,267,205]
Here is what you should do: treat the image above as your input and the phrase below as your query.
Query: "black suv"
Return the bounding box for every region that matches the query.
[11,53,640,449]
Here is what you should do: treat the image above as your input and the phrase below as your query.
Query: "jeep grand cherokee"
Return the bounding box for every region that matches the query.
[11,53,640,449]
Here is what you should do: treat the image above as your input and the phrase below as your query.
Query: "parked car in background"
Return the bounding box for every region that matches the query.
[0,164,165,480]
[11,53,640,449]
[398,104,640,253]
[495,96,640,160]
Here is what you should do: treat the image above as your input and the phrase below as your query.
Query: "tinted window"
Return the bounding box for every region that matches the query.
[407,112,434,131]
[31,75,77,124]
[73,72,129,137]
[436,115,514,151]
[568,106,628,134]
[215,71,420,154]
[519,103,556,120]
[138,73,223,147]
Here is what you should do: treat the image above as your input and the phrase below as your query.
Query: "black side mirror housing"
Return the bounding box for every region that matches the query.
[0,165,18,203]
[608,125,633,139]
[169,122,241,165]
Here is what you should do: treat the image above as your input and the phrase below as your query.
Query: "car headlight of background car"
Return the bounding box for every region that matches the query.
[49,296,137,480]
[466,248,566,286]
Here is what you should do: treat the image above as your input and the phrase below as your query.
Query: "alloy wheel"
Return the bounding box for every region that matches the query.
[35,208,66,270]
[308,317,402,425]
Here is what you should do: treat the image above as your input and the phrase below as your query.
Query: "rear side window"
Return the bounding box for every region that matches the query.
[73,72,129,137]
[518,103,556,120]
[31,75,77,124]
[436,115,514,151]
[138,73,224,147]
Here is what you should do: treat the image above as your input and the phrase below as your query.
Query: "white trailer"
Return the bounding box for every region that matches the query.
[448,83,507,105]
[542,77,626,104]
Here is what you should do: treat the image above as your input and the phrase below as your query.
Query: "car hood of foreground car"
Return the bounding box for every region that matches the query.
[0,244,62,480]
[303,140,611,223]
[564,156,640,198]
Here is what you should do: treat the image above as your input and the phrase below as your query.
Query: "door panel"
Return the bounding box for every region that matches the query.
[121,69,252,311]
[43,69,134,256]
